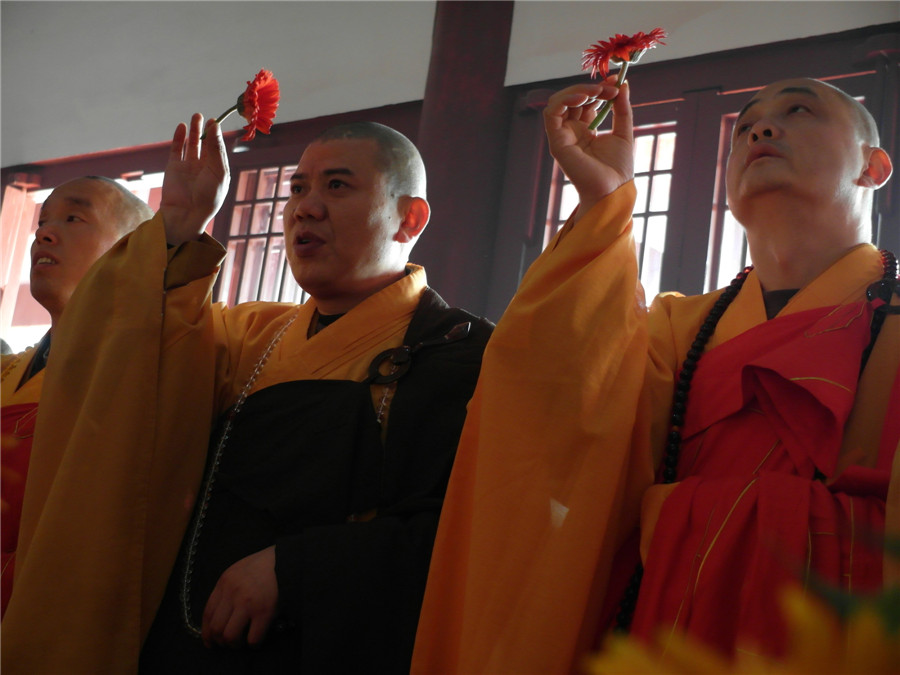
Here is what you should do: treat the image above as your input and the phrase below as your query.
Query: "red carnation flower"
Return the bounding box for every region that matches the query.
[236,69,280,141]
[209,69,281,142]
[581,28,666,129]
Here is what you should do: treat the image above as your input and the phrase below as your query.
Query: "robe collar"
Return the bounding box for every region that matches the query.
[710,244,883,349]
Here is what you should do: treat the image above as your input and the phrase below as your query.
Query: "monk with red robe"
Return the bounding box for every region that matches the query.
[1,177,151,618]
[413,77,897,672]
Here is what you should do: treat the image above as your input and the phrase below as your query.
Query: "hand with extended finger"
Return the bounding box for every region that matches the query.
[542,78,634,221]
[201,545,279,649]
[160,113,231,246]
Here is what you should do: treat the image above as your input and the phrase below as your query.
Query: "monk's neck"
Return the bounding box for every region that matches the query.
[743,209,865,291]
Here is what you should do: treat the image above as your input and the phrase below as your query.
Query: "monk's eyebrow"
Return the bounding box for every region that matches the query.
[39,195,92,217]
[736,86,821,121]
[290,168,355,182]
[63,196,93,208]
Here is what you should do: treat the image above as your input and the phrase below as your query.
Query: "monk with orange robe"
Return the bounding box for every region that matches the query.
[412,77,898,673]
[1,177,151,617]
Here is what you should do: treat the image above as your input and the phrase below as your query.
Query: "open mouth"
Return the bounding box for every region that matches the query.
[293,232,324,256]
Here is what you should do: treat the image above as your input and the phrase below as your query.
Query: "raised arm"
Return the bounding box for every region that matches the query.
[543,79,634,221]
[160,114,231,246]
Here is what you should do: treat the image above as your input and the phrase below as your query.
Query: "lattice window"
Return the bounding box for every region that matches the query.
[218,166,307,306]
[545,123,676,299]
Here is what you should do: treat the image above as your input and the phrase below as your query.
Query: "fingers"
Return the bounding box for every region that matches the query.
[610,80,634,141]
[169,123,187,162]
[185,113,204,161]
[201,118,230,180]
[168,114,205,162]
[543,80,621,130]
[200,548,278,648]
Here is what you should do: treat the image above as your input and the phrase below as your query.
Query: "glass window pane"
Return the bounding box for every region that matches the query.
[655,132,676,171]
[278,166,296,198]
[238,238,267,303]
[257,167,280,200]
[634,135,654,174]
[559,182,579,219]
[230,205,252,236]
[641,215,667,298]
[649,173,672,212]
[252,203,273,234]
[632,215,645,247]
[273,200,288,233]
[220,239,247,304]
[717,211,747,289]
[258,237,287,302]
[281,260,302,302]
[633,175,650,214]
[235,170,258,201]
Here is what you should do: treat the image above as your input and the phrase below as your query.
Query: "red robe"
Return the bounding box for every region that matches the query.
[0,348,42,618]
[633,301,890,657]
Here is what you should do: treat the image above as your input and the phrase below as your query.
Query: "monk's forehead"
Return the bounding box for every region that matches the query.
[753,78,833,101]
[737,78,844,121]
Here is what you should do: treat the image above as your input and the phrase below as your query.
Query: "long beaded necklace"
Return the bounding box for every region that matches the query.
[614,249,898,632]
[177,307,408,635]
[180,307,301,637]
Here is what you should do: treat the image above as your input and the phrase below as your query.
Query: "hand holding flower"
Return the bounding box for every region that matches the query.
[160,113,231,246]
[543,79,634,220]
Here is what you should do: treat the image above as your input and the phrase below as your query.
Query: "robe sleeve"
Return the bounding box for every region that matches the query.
[412,182,655,674]
[1,214,225,675]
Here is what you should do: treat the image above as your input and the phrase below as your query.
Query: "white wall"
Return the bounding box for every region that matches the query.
[2,1,897,168]
[506,1,899,84]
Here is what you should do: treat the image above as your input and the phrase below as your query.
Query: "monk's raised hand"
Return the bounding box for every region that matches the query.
[160,113,231,246]
[543,78,634,221]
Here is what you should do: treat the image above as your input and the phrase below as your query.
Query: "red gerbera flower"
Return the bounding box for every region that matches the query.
[582,28,666,80]
[236,69,280,141]
[581,28,666,130]
[209,69,281,142]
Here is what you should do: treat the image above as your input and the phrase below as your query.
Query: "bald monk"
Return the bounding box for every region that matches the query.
[413,77,897,673]
[1,176,152,617]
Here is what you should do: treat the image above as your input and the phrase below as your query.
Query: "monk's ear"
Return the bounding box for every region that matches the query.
[394,196,430,244]
[859,147,893,188]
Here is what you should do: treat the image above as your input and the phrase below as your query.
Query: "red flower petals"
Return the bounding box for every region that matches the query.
[237,69,280,142]
[582,28,667,80]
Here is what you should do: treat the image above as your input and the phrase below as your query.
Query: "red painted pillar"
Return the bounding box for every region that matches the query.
[414,1,515,316]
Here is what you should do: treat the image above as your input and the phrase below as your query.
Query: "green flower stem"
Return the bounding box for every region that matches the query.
[200,105,239,140]
[588,61,631,131]
[215,105,239,126]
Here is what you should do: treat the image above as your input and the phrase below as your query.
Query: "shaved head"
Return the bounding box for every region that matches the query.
[311,122,427,199]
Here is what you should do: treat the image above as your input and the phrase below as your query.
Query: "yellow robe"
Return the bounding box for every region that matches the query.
[1,213,425,674]
[412,182,900,673]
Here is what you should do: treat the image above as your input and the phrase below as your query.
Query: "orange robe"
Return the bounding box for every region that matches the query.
[0,347,43,618]
[412,182,900,673]
[2,215,224,674]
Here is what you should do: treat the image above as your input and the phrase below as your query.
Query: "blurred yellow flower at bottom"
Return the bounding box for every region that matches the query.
[585,587,900,675]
